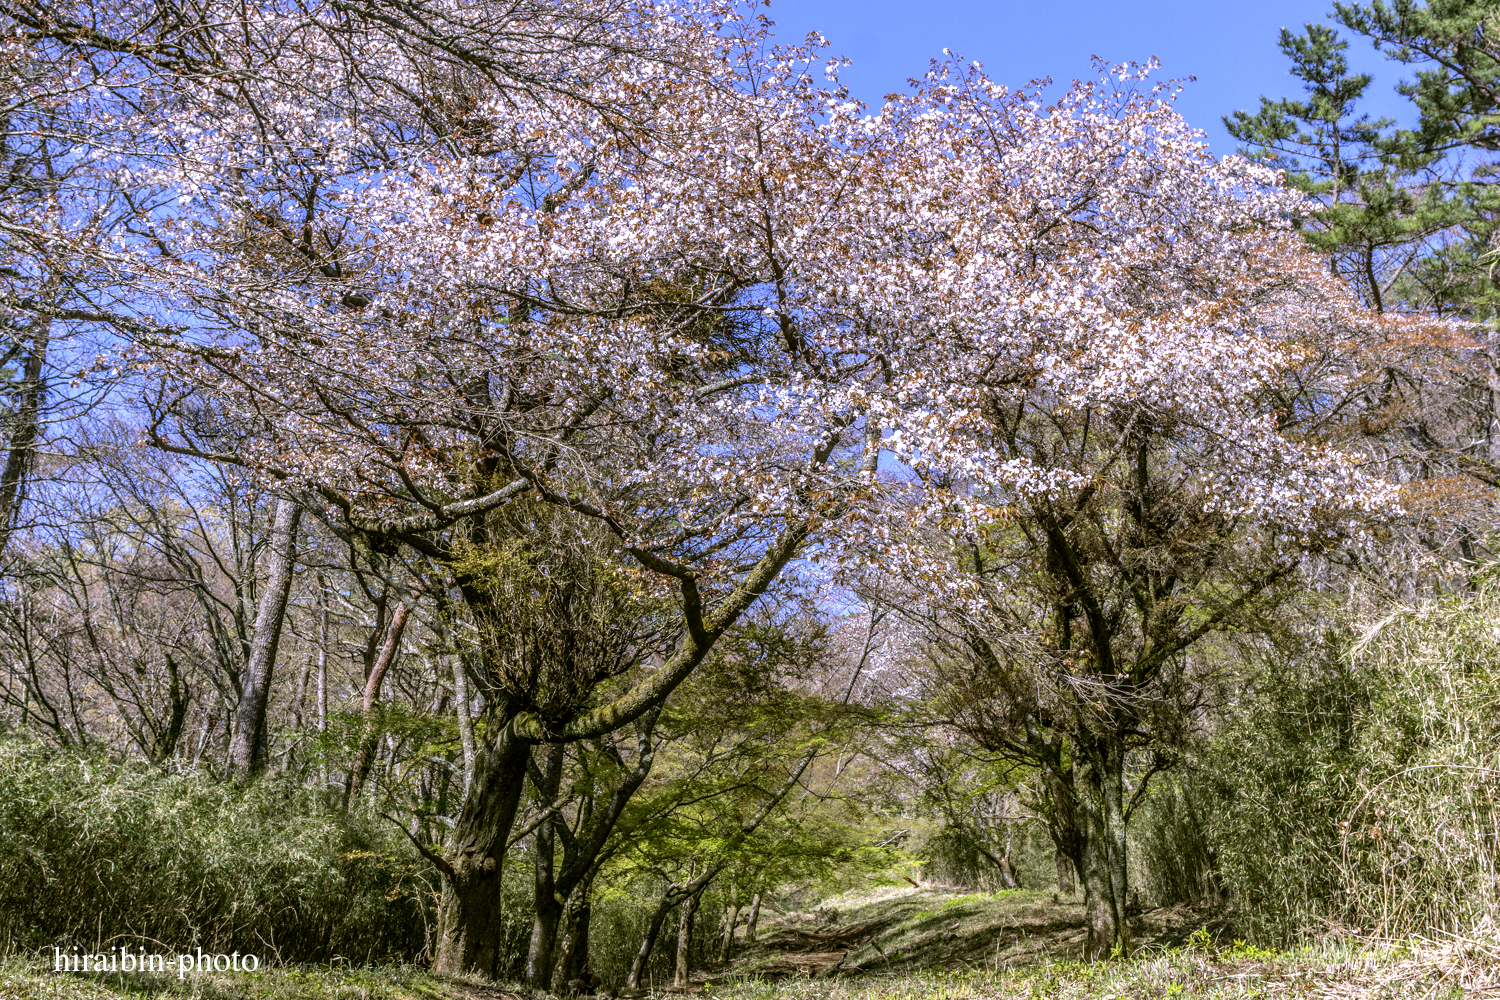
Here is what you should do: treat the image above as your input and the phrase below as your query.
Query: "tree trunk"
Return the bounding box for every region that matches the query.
[1004,822,1023,888]
[526,895,563,987]
[154,653,189,764]
[316,581,329,787]
[1486,337,1500,469]
[292,665,311,731]
[543,704,661,985]
[625,890,677,990]
[347,599,412,803]
[526,743,566,987]
[1055,846,1076,895]
[1040,755,1083,897]
[550,876,595,993]
[0,290,49,556]
[453,657,476,798]
[573,895,592,981]
[431,723,534,977]
[227,497,302,781]
[744,893,761,944]
[718,889,740,964]
[1077,733,1131,960]
[674,887,702,987]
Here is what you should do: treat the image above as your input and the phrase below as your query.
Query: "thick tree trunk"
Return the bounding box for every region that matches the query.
[1077,733,1131,960]
[625,890,677,990]
[228,497,302,781]
[525,743,566,987]
[744,893,761,943]
[674,887,702,988]
[431,723,534,977]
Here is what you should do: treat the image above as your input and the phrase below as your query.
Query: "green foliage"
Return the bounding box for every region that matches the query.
[1205,595,1500,940]
[1335,0,1500,160]
[0,738,431,963]
[1231,0,1500,319]
[444,499,676,725]
[917,822,1056,894]
[1225,23,1391,192]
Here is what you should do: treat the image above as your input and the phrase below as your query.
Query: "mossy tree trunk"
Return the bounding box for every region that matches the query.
[1077,732,1131,960]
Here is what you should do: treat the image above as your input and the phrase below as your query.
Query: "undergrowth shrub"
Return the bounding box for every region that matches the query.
[1206,595,1500,941]
[917,821,1056,893]
[590,881,684,988]
[1133,776,1217,908]
[0,738,432,963]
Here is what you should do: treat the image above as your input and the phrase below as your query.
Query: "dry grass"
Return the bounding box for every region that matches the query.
[5,936,1499,1000]
[6,887,1499,999]
[713,936,1500,1000]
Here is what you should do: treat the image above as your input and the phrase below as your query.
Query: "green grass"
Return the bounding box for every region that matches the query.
[0,960,502,1000]
[7,941,1499,1000]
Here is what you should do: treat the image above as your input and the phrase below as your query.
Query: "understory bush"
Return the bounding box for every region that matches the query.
[0,739,432,963]
[918,821,1058,893]
[1206,595,1500,941]
[1133,776,1217,908]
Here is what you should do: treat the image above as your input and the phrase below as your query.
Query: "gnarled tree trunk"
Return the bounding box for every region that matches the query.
[431,722,534,976]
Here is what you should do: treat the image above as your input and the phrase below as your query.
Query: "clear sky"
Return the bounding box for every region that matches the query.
[764,0,1414,155]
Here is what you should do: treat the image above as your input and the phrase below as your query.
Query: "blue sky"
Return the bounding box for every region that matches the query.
[765,0,1415,155]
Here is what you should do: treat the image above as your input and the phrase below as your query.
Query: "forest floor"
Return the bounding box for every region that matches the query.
[727,885,1230,978]
[3,887,1497,1000]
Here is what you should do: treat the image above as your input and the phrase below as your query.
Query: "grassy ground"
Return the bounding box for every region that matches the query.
[3,888,1497,999]
[733,886,1226,977]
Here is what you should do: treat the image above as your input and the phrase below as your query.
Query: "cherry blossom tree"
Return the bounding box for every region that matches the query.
[17,0,1407,968]
[857,62,1412,956]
